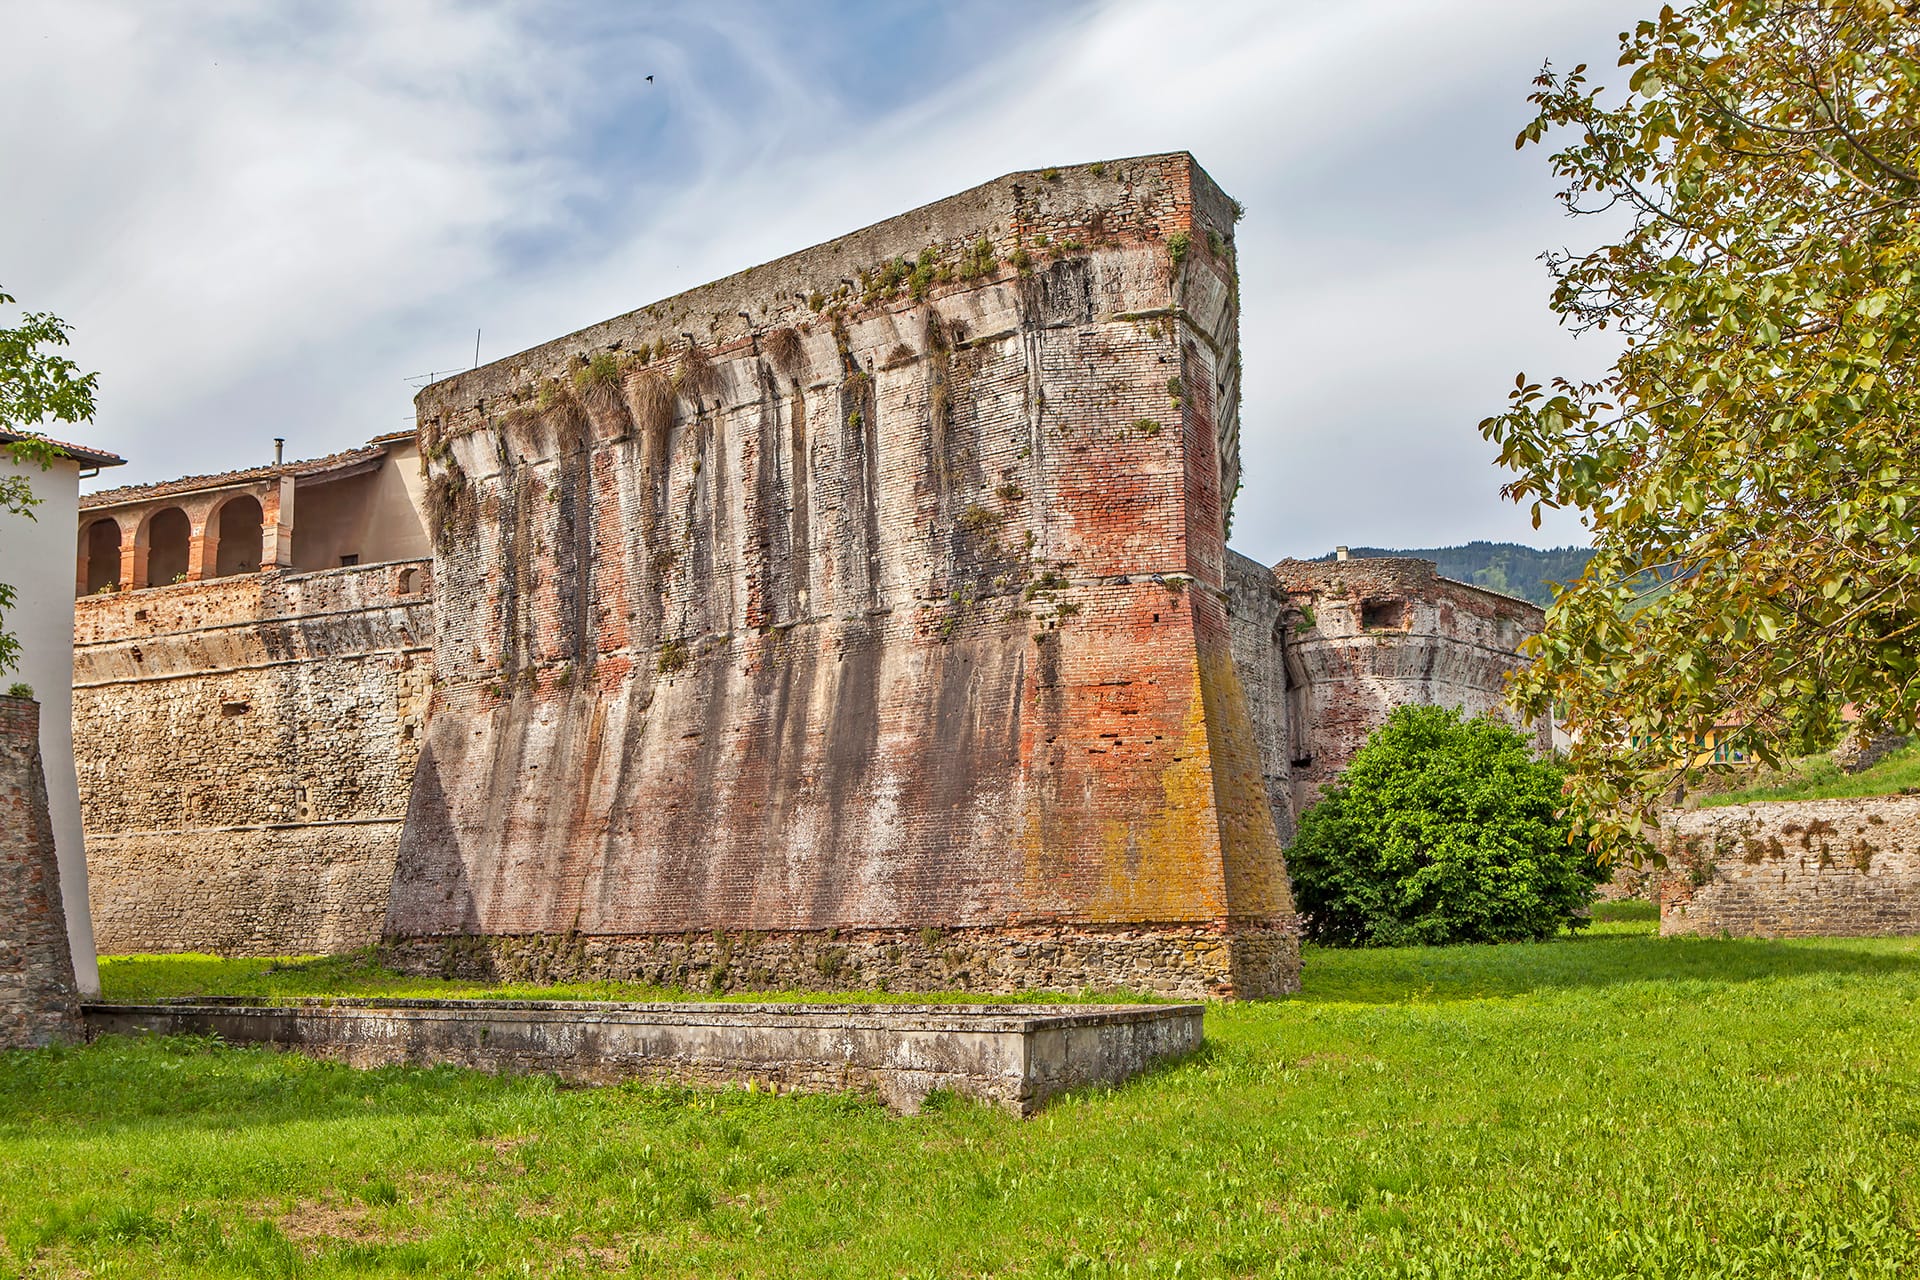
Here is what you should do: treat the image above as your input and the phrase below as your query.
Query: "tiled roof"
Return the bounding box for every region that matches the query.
[81,444,387,510]
[0,430,125,469]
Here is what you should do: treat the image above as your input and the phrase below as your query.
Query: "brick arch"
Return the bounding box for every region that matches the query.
[138,506,192,588]
[77,517,124,596]
[209,493,265,578]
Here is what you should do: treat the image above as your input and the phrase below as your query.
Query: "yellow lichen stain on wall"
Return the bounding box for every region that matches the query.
[1195,646,1295,921]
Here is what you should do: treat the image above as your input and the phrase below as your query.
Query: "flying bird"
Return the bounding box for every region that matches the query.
[646,75,654,83]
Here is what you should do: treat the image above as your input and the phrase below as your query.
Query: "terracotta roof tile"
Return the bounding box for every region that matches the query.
[81,443,387,510]
[0,430,125,469]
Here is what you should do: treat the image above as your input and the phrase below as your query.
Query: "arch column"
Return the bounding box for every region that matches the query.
[262,475,294,569]
[119,533,146,590]
[186,524,213,582]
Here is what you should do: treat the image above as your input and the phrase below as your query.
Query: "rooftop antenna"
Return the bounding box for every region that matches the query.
[474,328,481,370]
[274,438,285,465]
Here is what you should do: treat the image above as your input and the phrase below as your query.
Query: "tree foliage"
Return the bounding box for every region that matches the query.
[0,286,100,675]
[1287,706,1599,947]
[1483,2,1920,858]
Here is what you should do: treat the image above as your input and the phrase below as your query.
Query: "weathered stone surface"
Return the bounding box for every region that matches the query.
[1270,557,1548,813]
[388,152,1299,998]
[382,922,1297,1001]
[1223,550,1298,846]
[74,563,432,954]
[1659,797,1920,938]
[83,997,1202,1114]
[0,696,80,1047]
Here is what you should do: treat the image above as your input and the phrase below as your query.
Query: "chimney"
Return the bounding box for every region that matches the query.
[1335,545,1350,562]
[273,438,285,465]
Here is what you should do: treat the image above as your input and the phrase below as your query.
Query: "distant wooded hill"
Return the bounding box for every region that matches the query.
[1307,542,1594,607]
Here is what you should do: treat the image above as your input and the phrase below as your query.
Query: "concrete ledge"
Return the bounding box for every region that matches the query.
[80,998,1202,1115]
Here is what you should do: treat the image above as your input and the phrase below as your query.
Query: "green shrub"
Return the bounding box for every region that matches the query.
[1288,705,1600,946]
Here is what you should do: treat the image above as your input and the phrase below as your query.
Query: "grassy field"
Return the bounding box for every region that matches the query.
[1701,739,1920,807]
[4,918,1919,1278]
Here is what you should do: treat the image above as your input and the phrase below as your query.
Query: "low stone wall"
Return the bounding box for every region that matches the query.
[382,922,1300,1001]
[83,998,1203,1114]
[1659,796,1920,938]
[0,697,79,1047]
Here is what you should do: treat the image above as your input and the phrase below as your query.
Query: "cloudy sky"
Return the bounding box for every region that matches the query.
[2,0,1634,561]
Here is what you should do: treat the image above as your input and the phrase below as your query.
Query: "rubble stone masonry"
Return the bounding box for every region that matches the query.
[0,696,80,1047]
[388,153,1299,997]
[1272,557,1547,814]
[74,563,432,954]
[1659,796,1920,938]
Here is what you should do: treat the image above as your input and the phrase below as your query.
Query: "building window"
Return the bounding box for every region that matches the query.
[1361,598,1406,631]
[339,554,359,567]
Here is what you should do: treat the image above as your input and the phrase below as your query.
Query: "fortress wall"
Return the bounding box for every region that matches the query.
[1659,797,1920,938]
[0,696,80,1047]
[74,562,432,954]
[1273,558,1546,812]
[388,153,1299,997]
[1223,550,1296,846]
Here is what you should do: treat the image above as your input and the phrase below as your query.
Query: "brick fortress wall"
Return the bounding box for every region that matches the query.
[1659,797,1920,938]
[1272,557,1547,813]
[386,153,1299,998]
[0,696,79,1047]
[74,563,432,954]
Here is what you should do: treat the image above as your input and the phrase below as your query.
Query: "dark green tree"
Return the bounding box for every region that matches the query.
[1288,706,1600,947]
[1,286,100,674]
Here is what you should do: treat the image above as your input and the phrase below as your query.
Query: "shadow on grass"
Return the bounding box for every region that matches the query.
[1294,930,1920,1005]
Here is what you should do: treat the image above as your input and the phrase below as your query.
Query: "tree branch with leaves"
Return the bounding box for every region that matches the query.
[1,286,100,675]
[1485,0,1920,859]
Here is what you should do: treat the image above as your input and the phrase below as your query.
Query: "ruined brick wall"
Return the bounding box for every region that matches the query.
[1659,797,1920,938]
[74,563,432,954]
[389,153,1298,998]
[1272,558,1547,814]
[0,697,79,1047]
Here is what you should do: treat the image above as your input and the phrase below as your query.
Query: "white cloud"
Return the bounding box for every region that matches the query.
[2,0,1632,555]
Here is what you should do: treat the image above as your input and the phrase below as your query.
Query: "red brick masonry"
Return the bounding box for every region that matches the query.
[0,696,79,1047]
[384,154,1299,997]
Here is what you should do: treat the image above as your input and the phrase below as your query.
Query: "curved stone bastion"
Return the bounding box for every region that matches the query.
[81,998,1203,1115]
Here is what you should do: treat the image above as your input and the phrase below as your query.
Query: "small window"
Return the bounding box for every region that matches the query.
[221,700,250,717]
[1361,599,1406,631]
[339,554,359,567]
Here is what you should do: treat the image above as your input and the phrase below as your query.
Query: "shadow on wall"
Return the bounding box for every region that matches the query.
[1296,932,1920,1005]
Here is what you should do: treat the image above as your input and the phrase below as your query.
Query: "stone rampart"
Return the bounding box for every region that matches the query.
[1272,557,1546,812]
[1659,796,1920,938]
[388,153,1299,998]
[74,562,432,954]
[0,696,80,1046]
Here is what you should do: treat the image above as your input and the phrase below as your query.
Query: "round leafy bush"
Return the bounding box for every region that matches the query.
[1288,705,1601,947]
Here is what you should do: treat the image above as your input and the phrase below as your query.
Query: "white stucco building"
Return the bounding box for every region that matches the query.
[1,430,123,995]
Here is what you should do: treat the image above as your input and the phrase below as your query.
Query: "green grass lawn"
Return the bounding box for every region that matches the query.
[1701,739,1920,807]
[5,921,1920,1278]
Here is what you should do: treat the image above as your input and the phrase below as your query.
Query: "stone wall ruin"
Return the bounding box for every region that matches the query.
[0,696,80,1047]
[387,152,1298,999]
[1271,556,1549,812]
[1659,797,1920,938]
